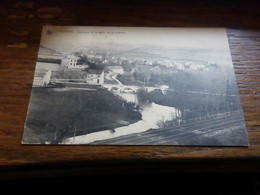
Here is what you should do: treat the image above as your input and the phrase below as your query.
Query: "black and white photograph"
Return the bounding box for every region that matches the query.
[21,26,249,145]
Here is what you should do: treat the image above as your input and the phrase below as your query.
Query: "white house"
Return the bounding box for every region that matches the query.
[33,70,52,87]
[86,69,105,85]
[61,54,87,69]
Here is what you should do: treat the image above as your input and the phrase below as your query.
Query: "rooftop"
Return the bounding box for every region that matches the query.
[107,66,123,69]
[88,69,104,74]
[65,54,80,59]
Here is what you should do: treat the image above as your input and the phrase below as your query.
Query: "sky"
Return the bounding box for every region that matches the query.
[40,26,231,52]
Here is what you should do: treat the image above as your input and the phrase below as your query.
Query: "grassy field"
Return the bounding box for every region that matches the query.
[23,87,141,144]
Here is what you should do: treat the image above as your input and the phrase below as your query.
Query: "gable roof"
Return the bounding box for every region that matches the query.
[65,54,80,59]
[106,66,123,70]
[34,70,49,77]
[88,69,104,74]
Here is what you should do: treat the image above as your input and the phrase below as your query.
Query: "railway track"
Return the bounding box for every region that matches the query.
[92,111,246,145]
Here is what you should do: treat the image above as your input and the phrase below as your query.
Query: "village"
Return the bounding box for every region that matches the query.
[33,48,169,102]
[31,46,239,120]
[26,48,186,144]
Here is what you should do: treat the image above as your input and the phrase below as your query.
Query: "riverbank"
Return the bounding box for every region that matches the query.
[23,87,141,144]
[64,102,177,144]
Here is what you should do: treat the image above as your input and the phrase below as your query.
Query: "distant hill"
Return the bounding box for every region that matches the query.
[37,45,64,64]
[39,45,63,55]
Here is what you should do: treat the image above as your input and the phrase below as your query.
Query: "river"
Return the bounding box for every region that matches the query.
[64,90,178,144]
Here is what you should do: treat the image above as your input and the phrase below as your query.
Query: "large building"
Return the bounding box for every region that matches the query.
[86,69,104,85]
[33,70,52,87]
[61,54,87,69]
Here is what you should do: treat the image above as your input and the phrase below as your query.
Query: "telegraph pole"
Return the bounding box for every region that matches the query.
[225,79,230,112]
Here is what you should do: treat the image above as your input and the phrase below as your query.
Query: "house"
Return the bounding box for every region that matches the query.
[33,70,52,87]
[86,69,104,85]
[61,54,87,69]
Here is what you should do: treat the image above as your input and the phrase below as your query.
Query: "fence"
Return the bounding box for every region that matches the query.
[164,109,242,127]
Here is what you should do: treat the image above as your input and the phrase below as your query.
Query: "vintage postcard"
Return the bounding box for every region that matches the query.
[21,26,249,145]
